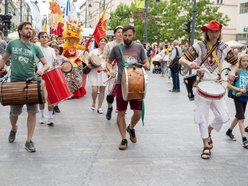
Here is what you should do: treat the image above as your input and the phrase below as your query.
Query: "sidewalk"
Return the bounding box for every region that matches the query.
[0,72,247,186]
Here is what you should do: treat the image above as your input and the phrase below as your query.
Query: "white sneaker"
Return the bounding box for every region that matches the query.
[39,117,46,124]
[47,118,54,127]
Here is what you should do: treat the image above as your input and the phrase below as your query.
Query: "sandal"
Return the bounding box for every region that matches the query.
[201,147,211,160]
[91,105,95,110]
[97,108,103,114]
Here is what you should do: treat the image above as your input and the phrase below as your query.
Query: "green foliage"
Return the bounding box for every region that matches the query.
[108,0,230,44]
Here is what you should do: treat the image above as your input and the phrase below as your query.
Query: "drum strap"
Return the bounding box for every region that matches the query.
[207,42,221,79]
[37,80,43,104]
[118,44,129,68]
[199,41,219,66]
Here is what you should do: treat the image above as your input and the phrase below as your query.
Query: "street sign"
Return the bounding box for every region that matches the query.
[133,11,150,19]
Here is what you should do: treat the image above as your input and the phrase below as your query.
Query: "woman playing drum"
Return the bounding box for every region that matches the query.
[179,20,239,160]
[86,37,108,114]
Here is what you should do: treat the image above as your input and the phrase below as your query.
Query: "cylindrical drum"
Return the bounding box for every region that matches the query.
[0,80,45,106]
[42,67,72,105]
[121,67,147,101]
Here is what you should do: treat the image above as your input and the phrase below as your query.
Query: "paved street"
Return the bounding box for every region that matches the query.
[0,72,248,186]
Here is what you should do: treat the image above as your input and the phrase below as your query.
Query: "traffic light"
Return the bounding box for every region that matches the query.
[182,20,191,33]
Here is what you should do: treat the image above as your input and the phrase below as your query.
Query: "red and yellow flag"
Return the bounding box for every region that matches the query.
[93,6,107,44]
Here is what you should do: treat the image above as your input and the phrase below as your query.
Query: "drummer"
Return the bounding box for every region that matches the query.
[0,22,49,152]
[38,31,57,127]
[106,25,149,150]
[86,36,108,114]
[179,20,238,160]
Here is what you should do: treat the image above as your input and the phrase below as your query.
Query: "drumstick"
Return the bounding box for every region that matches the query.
[73,50,86,62]
[103,76,113,84]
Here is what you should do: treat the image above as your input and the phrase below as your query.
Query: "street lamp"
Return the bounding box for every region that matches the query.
[0,0,12,37]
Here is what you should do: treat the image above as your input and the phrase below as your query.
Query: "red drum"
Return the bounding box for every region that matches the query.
[42,67,72,105]
[196,81,226,100]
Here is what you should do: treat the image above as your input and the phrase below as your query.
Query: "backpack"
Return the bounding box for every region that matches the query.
[227,71,240,99]
[169,47,181,73]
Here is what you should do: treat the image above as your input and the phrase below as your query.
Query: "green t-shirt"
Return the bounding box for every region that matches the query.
[6,39,44,81]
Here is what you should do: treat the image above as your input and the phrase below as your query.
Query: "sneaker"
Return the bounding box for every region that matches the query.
[106,107,113,120]
[226,131,236,141]
[245,126,248,132]
[243,140,248,148]
[8,130,17,143]
[47,118,54,127]
[118,139,128,150]
[126,125,137,143]
[25,141,36,153]
[53,105,61,113]
[39,117,46,124]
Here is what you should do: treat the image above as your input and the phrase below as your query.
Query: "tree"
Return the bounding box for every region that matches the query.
[108,0,230,44]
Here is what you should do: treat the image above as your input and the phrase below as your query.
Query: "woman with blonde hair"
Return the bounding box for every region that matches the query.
[226,54,248,148]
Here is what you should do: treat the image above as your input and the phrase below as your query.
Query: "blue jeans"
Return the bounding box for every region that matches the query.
[171,70,180,91]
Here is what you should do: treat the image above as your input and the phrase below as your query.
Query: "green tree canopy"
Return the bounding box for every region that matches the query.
[108,0,230,44]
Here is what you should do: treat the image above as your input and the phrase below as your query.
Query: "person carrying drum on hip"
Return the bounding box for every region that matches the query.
[102,25,123,120]
[179,20,238,160]
[38,32,58,127]
[0,22,49,153]
[106,25,150,150]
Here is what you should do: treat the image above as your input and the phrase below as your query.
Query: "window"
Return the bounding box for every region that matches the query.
[240,2,248,14]
[217,0,223,4]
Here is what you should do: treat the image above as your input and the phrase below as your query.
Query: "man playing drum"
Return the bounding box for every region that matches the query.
[102,25,123,120]
[106,25,149,150]
[38,31,57,126]
[179,20,238,159]
[0,22,49,152]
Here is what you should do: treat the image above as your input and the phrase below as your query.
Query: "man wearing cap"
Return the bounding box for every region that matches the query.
[179,20,238,160]
[103,25,123,120]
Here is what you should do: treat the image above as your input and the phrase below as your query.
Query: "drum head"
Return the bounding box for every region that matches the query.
[61,62,73,73]
[90,56,101,67]
[197,81,226,97]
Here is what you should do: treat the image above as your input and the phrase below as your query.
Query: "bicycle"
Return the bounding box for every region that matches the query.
[221,67,231,81]
[179,65,189,76]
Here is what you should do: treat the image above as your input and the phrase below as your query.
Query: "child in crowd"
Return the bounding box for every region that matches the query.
[226,54,248,148]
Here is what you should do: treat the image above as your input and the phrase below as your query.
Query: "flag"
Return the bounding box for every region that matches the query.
[42,16,48,32]
[28,1,42,32]
[64,0,77,22]
[85,36,93,49]
[93,6,107,44]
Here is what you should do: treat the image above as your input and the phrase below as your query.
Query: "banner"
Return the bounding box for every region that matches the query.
[28,1,42,32]
[93,6,107,44]
[64,0,77,22]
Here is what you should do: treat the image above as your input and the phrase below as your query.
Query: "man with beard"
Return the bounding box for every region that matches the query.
[0,22,49,152]
[106,25,149,150]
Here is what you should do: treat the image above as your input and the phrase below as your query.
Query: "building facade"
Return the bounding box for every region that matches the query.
[0,0,30,36]
[236,0,248,45]
[213,0,238,42]
[79,0,133,29]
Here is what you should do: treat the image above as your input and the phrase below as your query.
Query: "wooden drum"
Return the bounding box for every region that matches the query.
[121,67,147,101]
[0,80,46,106]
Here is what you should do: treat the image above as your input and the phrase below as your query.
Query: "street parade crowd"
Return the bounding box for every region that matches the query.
[0,19,248,160]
